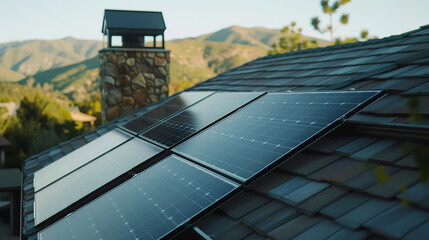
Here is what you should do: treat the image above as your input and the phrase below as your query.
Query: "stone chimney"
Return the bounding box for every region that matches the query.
[99,9,170,122]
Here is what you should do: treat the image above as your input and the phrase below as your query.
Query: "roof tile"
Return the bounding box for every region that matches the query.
[292,219,342,240]
[242,201,286,226]
[267,215,322,240]
[298,186,348,215]
[364,204,429,239]
[281,181,330,205]
[403,220,429,240]
[268,176,310,199]
[349,139,397,161]
[335,198,396,229]
[254,206,299,233]
[325,228,369,240]
[220,192,270,220]
[215,223,253,240]
[320,192,370,219]
[366,169,418,198]
[335,137,378,156]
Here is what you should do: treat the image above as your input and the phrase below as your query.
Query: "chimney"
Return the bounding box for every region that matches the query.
[99,9,170,123]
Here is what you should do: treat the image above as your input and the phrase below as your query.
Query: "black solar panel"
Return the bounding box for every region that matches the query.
[123,91,213,134]
[174,91,380,182]
[33,129,131,192]
[38,155,239,240]
[34,138,162,225]
[141,92,263,148]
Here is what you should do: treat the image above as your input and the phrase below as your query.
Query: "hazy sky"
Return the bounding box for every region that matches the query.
[1,0,428,43]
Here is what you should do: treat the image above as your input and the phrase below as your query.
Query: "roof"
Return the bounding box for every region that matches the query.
[70,111,96,123]
[22,25,429,240]
[0,135,11,148]
[102,9,166,35]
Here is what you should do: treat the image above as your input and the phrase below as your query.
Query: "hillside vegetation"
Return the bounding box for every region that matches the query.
[0,37,101,76]
[191,25,330,49]
[1,26,327,100]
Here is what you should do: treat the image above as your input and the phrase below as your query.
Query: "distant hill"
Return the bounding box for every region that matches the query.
[19,56,99,101]
[0,37,101,76]
[1,25,328,100]
[19,40,264,100]
[0,66,25,82]
[187,25,330,49]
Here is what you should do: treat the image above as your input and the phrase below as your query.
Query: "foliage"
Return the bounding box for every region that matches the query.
[311,0,351,43]
[268,22,318,55]
[2,95,82,168]
[73,93,102,129]
[311,0,370,44]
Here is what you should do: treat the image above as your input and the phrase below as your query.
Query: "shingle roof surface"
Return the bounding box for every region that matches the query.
[22,25,429,239]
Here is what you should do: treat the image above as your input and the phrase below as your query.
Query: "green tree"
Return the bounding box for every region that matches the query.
[3,95,82,168]
[311,0,370,44]
[311,0,351,43]
[268,22,318,55]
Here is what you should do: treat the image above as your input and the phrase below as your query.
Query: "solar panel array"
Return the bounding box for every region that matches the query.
[34,138,163,225]
[32,90,380,240]
[141,92,262,148]
[174,91,380,182]
[39,155,238,240]
[123,91,213,134]
[33,129,131,192]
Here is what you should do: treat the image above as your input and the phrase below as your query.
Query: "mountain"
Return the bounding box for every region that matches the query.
[0,66,25,82]
[1,25,328,100]
[19,40,265,100]
[0,37,101,76]
[188,25,330,49]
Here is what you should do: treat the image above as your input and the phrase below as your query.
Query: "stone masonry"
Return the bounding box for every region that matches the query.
[99,49,170,122]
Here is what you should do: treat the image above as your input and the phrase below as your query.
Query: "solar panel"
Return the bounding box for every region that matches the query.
[34,138,162,225]
[38,155,239,240]
[141,92,263,148]
[123,91,214,134]
[33,129,131,192]
[174,91,380,182]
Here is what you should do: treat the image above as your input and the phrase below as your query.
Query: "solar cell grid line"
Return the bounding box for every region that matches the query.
[34,138,163,226]
[37,155,239,240]
[33,129,132,192]
[140,92,264,148]
[123,91,214,134]
[173,91,381,183]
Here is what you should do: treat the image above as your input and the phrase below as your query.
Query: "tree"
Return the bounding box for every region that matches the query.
[311,0,351,43]
[311,0,371,44]
[268,22,318,55]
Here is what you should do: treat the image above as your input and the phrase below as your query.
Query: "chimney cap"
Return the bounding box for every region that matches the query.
[102,9,166,36]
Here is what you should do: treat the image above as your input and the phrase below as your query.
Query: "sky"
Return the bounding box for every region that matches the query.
[1,0,429,43]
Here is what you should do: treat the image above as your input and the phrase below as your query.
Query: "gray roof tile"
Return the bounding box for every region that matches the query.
[336,198,396,229]
[298,186,348,215]
[254,207,299,233]
[320,192,370,219]
[268,215,322,240]
[349,139,397,161]
[325,228,369,240]
[220,192,270,220]
[335,137,378,156]
[242,201,286,226]
[364,204,429,239]
[403,220,429,240]
[281,181,330,205]
[268,176,310,199]
[292,219,342,240]
[366,169,418,198]
[215,223,253,240]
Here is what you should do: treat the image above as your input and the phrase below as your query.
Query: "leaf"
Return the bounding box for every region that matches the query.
[360,29,369,39]
[340,14,349,24]
[311,17,321,31]
[374,166,390,183]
